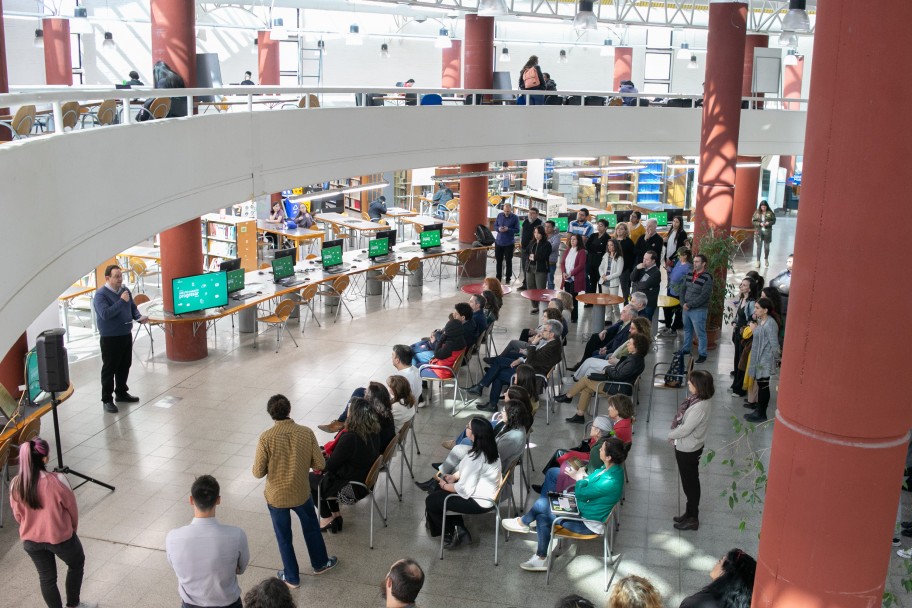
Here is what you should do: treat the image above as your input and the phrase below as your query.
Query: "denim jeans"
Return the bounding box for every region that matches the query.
[23,533,84,608]
[681,306,708,357]
[521,493,591,557]
[547,262,557,290]
[267,499,329,585]
[337,387,366,423]
[479,355,517,406]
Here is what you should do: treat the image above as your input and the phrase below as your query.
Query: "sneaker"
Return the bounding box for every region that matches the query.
[520,554,548,572]
[115,393,140,403]
[695,355,707,363]
[502,517,531,534]
[754,260,761,268]
[898,548,912,559]
[554,394,572,404]
[565,414,585,424]
[314,556,338,575]
[277,570,300,589]
[744,411,768,423]
[441,439,456,450]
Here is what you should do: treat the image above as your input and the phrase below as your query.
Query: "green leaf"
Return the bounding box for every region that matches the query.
[705,450,715,464]
[728,496,735,509]
[739,521,746,532]
[741,491,749,498]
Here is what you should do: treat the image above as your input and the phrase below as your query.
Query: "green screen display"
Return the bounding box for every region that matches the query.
[226,268,245,293]
[420,230,442,248]
[597,213,618,227]
[272,256,295,280]
[369,237,389,258]
[648,212,668,227]
[550,217,569,232]
[26,349,41,403]
[322,246,343,268]
[172,272,228,314]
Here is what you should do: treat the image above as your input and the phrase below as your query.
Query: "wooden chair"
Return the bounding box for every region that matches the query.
[299,283,321,328]
[397,257,422,297]
[0,437,12,527]
[395,418,419,491]
[131,294,161,353]
[59,101,81,131]
[127,257,152,291]
[488,195,503,208]
[317,454,387,549]
[646,355,694,423]
[444,199,459,223]
[379,435,404,502]
[317,275,353,323]
[439,249,474,288]
[137,97,171,121]
[84,99,117,127]
[373,262,403,306]
[0,105,37,140]
[297,94,320,108]
[259,262,271,270]
[545,503,621,591]
[419,352,467,416]
[254,299,299,352]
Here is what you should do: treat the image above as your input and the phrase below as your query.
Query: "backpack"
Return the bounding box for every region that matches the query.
[475,224,496,246]
[522,67,541,89]
[664,352,686,387]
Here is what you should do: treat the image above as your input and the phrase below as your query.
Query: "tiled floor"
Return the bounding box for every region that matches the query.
[1,219,805,607]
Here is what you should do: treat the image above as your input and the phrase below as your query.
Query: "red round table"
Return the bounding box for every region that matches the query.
[461,283,513,296]
[576,292,625,332]
[520,289,558,303]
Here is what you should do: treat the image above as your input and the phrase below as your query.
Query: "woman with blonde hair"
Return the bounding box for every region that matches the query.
[608,575,663,608]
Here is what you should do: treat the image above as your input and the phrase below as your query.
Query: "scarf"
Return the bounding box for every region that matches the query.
[671,394,702,430]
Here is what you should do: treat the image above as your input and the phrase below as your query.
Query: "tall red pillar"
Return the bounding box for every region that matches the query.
[459,15,493,253]
[753,2,912,607]
[0,334,27,399]
[43,18,72,85]
[0,0,10,143]
[783,55,804,110]
[442,40,462,88]
[693,2,747,244]
[257,30,279,85]
[732,34,767,228]
[612,47,632,91]
[152,0,207,361]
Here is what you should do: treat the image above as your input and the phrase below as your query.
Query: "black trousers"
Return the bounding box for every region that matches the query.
[425,487,491,536]
[23,533,85,608]
[675,448,703,519]
[586,265,601,295]
[575,332,611,367]
[619,271,632,302]
[494,245,515,282]
[99,334,133,403]
[756,377,771,416]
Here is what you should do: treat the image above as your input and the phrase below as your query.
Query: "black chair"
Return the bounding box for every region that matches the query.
[564,96,582,106]
[545,95,564,106]
[584,96,606,106]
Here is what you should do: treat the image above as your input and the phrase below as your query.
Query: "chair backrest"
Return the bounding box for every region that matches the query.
[96,99,117,126]
[456,249,473,263]
[488,195,503,207]
[17,419,41,445]
[10,105,37,137]
[383,262,401,279]
[332,275,350,294]
[381,433,400,465]
[133,293,151,306]
[60,101,81,130]
[445,199,459,211]
[0,437,13,471]
[130,258,147,276]
[406,257,421,272]
[305,253,318,260]
[259,262,271,269]
[298,94,320,109]
[363,454,385,490]
[216,96,230,113]
[273,299,297,321]
[149,97,172,119]
[361,208,371,221]
[301,283,319,302]
[396,418,412,446]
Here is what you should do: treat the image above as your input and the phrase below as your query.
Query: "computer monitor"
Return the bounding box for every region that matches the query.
[648,212,669,227]
[172,271,229,315]
[218,257,242,272]
[420,225,443,249]
[615,210,633,222]
[271,256,295,281]
[368,237,390,259]
[322,238,344,270]
[375,228,397,248]
[226,268,245,293]
[596,213,618,228]
[274,247,296,263]
[24,348,42,405]
[550,216,570,232]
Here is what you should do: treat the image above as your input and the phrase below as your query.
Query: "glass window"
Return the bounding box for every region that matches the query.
[644,52,672,80]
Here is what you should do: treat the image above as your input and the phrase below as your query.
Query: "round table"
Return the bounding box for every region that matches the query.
[655,295,682,346]
[520,289,558,303]
[461,283,513,296]
[576,292,625,333]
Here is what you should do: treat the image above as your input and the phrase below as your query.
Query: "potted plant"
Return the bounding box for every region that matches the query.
[695,224,738,348]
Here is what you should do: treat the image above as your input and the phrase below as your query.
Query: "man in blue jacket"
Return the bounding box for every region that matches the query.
[494,202,520,284]
[93,265,148,413]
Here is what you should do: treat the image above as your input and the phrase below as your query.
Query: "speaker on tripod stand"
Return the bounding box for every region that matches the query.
[36,328,69,393]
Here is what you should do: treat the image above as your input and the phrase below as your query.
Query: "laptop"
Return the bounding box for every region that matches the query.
[321,240,349,274]
[368,236,393,263]
[420,225,444,253]
[272,256,305,287]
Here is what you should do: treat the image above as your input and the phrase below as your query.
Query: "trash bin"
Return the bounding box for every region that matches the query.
[366,269,383,296]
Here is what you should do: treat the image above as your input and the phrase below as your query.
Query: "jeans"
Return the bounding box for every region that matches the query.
[674,448,703,519]
[547,262,557,290]
[528,94,545,105]
[337,387,366,423]
[494,244,515,282]
[23,533,84,608]
[755,234,771,261]
[521,493,591,557]
[267,499,329,585]
[99,333,133,403]
[479,355,518,406]
[681,307,708,357]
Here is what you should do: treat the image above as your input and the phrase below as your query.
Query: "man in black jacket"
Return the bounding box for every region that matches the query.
[518,207,542,289]
[630,250,661,319]
[633,218,664,265]
[568,305,635,371]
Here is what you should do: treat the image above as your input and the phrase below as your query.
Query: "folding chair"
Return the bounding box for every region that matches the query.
[397,257,422,298]
[647,356,694,423]
[254,299,298,352]
[418,352,467,416]
[438,249,474,287]
[396,418,418,490]
[299,283,322,328]
[317,275,354,323]
[373,262,403,306]
[546,503,621,591]
[0,105,37,139]
[317,455,387,549]
[590,378,641,418]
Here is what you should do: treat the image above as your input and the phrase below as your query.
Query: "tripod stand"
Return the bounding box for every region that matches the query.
[49,392,115,492]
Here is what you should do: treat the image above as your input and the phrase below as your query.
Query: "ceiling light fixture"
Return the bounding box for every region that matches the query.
[102,31,115,50]
[477,0,510,17]
[782,0,811,33]
[600,39,614,56]
[677,42,690,59]
[559,49,568,63]
[435,27,452,48]
[70,7,93,35]
[572,0,598,31]
[346,24,364,46]
[270,18,287,40]
[380,43,390,58]
[500,47,511,62]
[688,54,698,69]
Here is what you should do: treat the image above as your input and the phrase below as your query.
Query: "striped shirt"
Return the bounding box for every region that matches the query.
[252,419,325,508]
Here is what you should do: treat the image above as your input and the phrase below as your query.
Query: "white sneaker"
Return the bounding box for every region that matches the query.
[520,554,548,572]
[898,548,912,559]
[502,517,531,534]
[765,259,770,268]
[754,260,761,268]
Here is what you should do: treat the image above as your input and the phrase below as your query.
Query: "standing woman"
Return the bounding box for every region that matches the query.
[10,438,86,608]
[662,249,692,336]
[751,201,776,268]
[585,219,610,295]
[519,55,546,106]
[598,238,624,323]
[729,277,758,397]
[743,298,780,423]
[664,215,688,269]
[614,223,636,302]
[560,233,588,323]
[525,225,552,313]
[668,370,715,531]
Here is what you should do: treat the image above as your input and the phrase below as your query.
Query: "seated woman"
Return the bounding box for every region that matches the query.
[502,437,627,571]
[417,320,467,378]
[572,317,651,381]
[444,374,537,453]
[416,400,529,491]
[309,399,381,533]
[679,548,756,608]
[322,382,395,457]
[557,334,650,423]
[388,375,416,432]
[424,417,501,549]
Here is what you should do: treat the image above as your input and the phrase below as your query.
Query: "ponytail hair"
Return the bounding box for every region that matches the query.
[11,438,50,510]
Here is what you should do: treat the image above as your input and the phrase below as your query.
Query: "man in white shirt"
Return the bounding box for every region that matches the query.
[166,475,249,608]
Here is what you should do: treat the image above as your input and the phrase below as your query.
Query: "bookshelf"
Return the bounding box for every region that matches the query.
[201,214,257,272]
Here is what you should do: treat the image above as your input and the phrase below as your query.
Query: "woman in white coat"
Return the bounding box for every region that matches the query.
[668,370,714,532]
[598,238,624,323]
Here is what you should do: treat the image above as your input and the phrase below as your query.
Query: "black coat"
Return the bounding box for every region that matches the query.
[618,237,636,274]
[588,354,645,395]
[585,232,610,270]
[634,232,664,265]
[520,217,543,249]
[525,239,552,273]
[630,265,661,308]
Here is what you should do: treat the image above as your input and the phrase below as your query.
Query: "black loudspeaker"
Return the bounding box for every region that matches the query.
[36,329,69,393]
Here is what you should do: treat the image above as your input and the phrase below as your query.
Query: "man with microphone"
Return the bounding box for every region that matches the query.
[93,265,148,413]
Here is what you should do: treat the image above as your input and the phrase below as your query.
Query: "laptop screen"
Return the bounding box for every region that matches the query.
[369,237,389,259]
[272,256,294,281]
[550,216,569,232]
[226,268,245,293]
[322,245,343,269]
[420,230,442,249]
[596,213,618,228]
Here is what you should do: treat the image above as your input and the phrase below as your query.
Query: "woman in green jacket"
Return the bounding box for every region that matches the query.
[751,201,777,268]
[501,437,627,572]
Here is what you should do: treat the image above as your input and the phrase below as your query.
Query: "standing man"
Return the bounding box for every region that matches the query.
[568,208,594,239]
[383,559,425,608]
[240,71,255,85]
[166,475,249,608]
[679,253,713,363]
[545,220,562,289]
[630,251,661,320]
[253,395,338,589]
[584,218,610,295]
[493,203,520,285]
[518,207,542,290]
[93,264,147,413]
[633,218,664,265]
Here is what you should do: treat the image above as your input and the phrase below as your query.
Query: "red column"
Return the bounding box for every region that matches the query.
[0,0,10,143]
[612,47,632,91]
[753,1,912,606]
[442,40,462,88]
[43,18,72,86]
[152,0,207,361]
[693,2,747,243]
[0,334,27,399]
[783,56,804,110]
[731,34,767,228]
[459,16,493,253]
[257,30,279,85]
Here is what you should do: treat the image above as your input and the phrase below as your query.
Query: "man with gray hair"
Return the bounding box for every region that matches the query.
[633,218,665,265]
[568,305,636,372]
[468,319,563,412]
[630,291,649,317]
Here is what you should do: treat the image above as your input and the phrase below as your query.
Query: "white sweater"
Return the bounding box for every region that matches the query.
[454,453,502,505]
[598,254,624,288]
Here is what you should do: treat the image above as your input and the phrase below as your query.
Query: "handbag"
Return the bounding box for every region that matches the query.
[337,483,358,505]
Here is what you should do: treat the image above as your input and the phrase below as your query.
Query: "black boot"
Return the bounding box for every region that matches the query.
[415,478,437,492]
[444,525,471,549]
[744,407,767,422]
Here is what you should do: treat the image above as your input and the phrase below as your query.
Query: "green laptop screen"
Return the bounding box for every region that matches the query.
[271,256,294,280]
[420,230,442,249]
[648,212,668,227]
[226,268,245,293]
[550,216,569,232]
[597,213,618,228]
[369,237,389,259]
[322,245,343,268]
[172,272,228,314]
